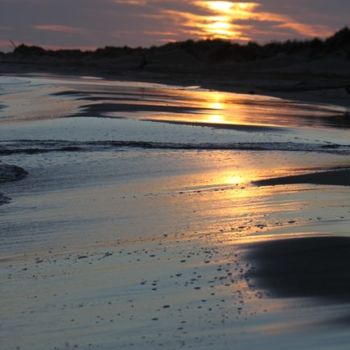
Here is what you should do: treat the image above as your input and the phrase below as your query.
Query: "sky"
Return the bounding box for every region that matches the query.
[0,0,349,51]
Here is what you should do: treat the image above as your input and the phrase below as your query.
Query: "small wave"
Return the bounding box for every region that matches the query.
[1,140,350,155]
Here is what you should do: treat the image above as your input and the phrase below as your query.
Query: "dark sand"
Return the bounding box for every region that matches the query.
[0,193,10,205]
[253,168,350,187]
[245,236,350,302]
[0,163,28,205]
[74,102,210,118]
[0,163,28,183]
[144,119,283,132]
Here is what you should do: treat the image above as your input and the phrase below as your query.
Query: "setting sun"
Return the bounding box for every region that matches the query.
[196,1,258,40]
[207,1,233,12]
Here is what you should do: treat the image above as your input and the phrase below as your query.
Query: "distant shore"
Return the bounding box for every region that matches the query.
[2,28,350,110]
[1,58,350,109]
[2,40,350,111]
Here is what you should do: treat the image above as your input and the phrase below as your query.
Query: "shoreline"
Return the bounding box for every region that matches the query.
[1,60,350,110]
[1,71,350,349]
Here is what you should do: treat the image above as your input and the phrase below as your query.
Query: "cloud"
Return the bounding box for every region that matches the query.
[33,24,85,35]
[0,0,348,49]
[149,1,333,42]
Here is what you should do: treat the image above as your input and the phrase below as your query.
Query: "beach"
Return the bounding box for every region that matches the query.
[1,74,350,349]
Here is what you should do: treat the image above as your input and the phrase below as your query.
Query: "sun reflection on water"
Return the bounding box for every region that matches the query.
[119,82,347,130]
[143,88,278,127]
[206,92,226,123]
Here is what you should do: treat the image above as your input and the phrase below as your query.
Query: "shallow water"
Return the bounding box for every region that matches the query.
[1,74,350,136]
[0,74,349,252]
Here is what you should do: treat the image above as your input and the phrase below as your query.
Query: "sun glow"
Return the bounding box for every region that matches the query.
[207,1,234,12]
[196,1,258,40]
[226,175,244,185]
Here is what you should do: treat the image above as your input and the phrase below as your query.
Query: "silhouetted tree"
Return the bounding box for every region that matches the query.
[3,28,350,63]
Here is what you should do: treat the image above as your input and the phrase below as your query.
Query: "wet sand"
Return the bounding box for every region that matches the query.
[0,163,27,205]
[2,147,350,349]
[254,168,350,187]
[0,163,28,183]
[245,236,350,303]
[144,118,282,132]
[1,74,350,350]
[0,193,10,205]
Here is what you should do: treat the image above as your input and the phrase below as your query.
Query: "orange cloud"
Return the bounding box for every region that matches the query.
[113,0,148,4]
[251,9,333,38]
[160,1,333,42]
[34,24,85,35]
[0,0,339,49]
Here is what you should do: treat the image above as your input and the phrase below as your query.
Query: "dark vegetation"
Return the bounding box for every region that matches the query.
[2,27,350,64]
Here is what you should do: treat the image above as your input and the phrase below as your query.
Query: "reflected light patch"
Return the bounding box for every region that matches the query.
[226,175,244,185]
[206,92,227,123]
[208,114,225,123]
[210,101,224,110]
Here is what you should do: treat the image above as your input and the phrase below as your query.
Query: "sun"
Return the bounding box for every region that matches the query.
[207,1,233,12]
